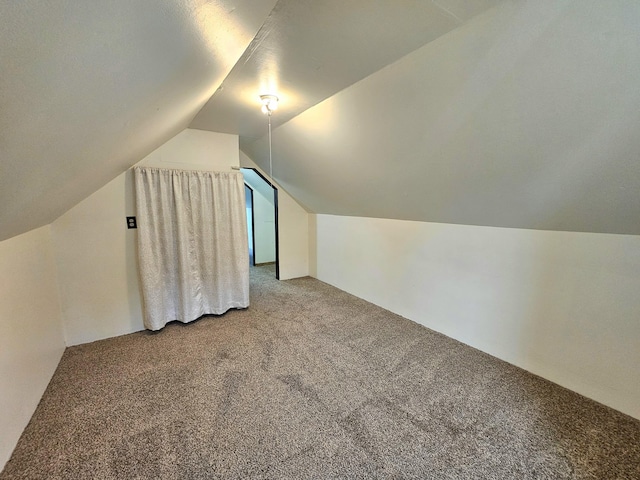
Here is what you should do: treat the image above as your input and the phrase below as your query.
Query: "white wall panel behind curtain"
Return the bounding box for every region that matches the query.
[134,167,249,331]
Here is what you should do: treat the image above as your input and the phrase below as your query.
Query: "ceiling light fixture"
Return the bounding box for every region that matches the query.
[260,94,279,116]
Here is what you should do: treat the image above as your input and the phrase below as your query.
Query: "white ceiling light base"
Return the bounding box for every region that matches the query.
[260,94,279,116]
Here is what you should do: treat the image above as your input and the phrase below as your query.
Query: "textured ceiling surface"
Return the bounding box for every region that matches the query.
[0,0,276,241]
[190,0,502,139]
[2,0,638,240]
[242,0,640,235]
[0,0,503,241]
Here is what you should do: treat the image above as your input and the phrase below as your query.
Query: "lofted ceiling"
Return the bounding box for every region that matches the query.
[0,0,503,241]
[190,0,504,139]
[242,0,640,235]
[0,0,277,241]
[2,0,639,240]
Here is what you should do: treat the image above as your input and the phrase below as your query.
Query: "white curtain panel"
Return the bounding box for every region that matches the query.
[134,167,249,331]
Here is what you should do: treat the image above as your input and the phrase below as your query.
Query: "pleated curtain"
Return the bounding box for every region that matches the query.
[134,166,249,331]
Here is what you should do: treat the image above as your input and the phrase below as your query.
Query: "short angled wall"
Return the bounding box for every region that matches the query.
[314,214,640,419]
[0,226,66,470]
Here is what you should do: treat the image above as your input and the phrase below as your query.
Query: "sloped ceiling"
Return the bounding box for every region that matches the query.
[3,0,638,241]
[190,0,503,139]
[243,0,640,235]
[0,0,277,241]
[0,0,503,242]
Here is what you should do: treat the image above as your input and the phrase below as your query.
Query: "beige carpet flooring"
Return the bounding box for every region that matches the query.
[1,265,639,479]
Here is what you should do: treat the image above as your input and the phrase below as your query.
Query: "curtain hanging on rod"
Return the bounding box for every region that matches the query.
[134,166,249,331]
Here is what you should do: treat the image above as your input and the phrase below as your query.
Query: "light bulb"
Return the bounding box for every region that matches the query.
[259,94,279,115]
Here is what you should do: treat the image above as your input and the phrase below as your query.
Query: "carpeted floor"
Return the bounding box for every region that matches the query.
[2,265,639,479]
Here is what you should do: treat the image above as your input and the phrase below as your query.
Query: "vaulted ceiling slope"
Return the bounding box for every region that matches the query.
[0,0,277,241]
[243,0,640,235]
[190,0,504,139]
[1,0,503,242]
[4,1,637,241]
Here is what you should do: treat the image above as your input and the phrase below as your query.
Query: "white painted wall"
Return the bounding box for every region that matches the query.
[240,152,309,279]
[52,172,143,346]
[0,226,66,470]
[138,128,239,171]
[308,214,317,278]
[277,184,310,280]
[52,129,240,346]
[314,214,640,420]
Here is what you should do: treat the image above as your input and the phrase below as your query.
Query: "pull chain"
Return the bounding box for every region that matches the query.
[268,113,273,186]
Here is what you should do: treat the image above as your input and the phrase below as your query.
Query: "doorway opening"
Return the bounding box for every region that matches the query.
[244,184,255,267]
[241,168,279,279]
